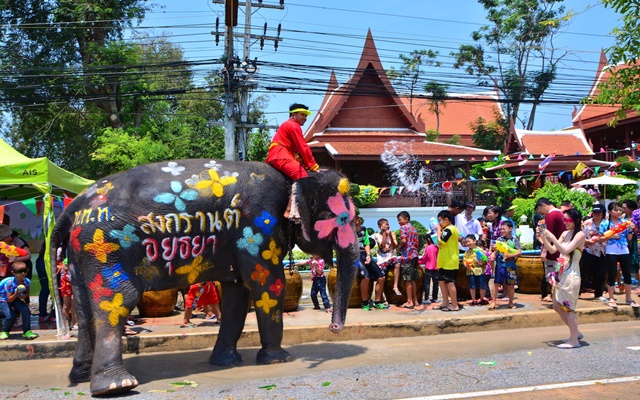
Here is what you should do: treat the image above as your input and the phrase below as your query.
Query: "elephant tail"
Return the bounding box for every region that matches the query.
[49,210,74,337]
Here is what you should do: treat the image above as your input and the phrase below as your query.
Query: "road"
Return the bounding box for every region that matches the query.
[1,321,639,399]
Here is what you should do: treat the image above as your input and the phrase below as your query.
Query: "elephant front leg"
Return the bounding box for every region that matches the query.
[88,289,140,396]
[210,281,250,366]
[250,270,292,365]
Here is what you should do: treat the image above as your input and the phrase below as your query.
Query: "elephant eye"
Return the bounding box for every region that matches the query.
[335,212,350,227]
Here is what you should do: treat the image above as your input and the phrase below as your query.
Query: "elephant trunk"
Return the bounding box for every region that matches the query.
[329,244,358,333]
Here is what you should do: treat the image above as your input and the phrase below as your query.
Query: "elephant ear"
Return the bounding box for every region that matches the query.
[293,170,350,243]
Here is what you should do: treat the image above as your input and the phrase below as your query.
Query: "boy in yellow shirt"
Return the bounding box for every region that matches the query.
[435,210,460,312]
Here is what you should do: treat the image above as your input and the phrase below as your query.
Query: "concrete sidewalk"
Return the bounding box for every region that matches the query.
[1,290,638,362]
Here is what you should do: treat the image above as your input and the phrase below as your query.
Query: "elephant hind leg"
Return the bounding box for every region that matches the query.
[69,268,93,383]
[210,281,249,366]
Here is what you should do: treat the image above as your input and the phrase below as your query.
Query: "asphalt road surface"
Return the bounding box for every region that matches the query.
[2,321,639,399]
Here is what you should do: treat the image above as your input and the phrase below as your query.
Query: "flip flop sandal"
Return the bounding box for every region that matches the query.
[487,305,496,310]
[393,289,402,296]
[608,301,618,309]
[402,304,415,309]
[626,300,639,307]
[180,323,197,328]
[432,305,445,310]
[441,307,460,312]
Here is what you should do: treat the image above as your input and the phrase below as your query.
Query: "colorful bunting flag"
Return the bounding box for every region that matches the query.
[517,154,522,160]
[573,162,587,177]
[390,186,397,196]
[538,152,555,172]
[21,198,38,216]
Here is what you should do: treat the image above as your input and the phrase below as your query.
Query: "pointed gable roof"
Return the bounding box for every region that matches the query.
[305,29,423,139]
[572,50,640,129]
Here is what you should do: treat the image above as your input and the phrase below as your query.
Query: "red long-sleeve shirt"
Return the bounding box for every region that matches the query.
[266,118,318,173]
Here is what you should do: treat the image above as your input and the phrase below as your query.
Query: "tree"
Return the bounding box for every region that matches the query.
[387,50,440,114]
[451,0,571,130]
[470,110,509,150]
[591,1,640,126]
[422,80,449,133]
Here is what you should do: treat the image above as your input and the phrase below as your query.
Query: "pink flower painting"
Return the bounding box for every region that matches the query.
[314,193,356,249]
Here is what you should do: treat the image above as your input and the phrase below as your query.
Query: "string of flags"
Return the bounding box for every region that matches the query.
[0,195,74,218]
[376,144,640,196]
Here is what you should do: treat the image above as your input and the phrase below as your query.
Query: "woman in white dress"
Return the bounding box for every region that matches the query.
[539,208,585,349]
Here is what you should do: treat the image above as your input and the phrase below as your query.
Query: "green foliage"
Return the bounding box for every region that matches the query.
[594,1,640,125]
[511,181,596,227]
[444,134,461,145]
[246,128,271,162]
[352,185,380,208]
[451,0,570,130]
[477,170,519,205]
[423,80,449,132]
[425,129,440,142]
[388,49,441,113]
[470,111,509,151]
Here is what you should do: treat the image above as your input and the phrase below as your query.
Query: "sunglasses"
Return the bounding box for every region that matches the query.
[13,269,27,274]
[563,218,573,223]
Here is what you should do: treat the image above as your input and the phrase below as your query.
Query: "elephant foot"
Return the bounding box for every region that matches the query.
[209,347,243,366]
[256,347,293,365]
[90,371,138,396]
[69,364,92,383]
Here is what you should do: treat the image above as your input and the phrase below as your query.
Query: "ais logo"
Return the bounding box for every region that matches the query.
[22,169,38,176]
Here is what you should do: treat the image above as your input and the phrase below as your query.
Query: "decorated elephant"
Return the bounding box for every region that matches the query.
[49,159,358,396]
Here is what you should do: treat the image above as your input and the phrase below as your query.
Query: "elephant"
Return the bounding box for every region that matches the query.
[49,159,359,396]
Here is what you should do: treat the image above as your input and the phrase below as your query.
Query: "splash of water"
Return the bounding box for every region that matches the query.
[380,140,435,193]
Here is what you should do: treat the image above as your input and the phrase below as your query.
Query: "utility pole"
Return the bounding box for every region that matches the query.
[223,0,238,161]
[214,0,284,160]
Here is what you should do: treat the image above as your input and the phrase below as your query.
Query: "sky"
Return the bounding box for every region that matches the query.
[139,0,621,133]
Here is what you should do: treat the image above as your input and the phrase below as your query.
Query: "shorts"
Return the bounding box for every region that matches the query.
[467,274,488,290]
[438,268,457,283]
[359,252,384,280]
[400,258,418,281]
[494,265,517,286]
[184,282,219,309]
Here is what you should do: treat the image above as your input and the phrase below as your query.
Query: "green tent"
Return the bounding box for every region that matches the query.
[0,138,94,334]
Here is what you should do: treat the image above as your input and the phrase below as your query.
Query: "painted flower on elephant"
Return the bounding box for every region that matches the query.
[237,227,264,256]
[154,181,198,212]
[88,274,114,302]
[187,169,237,198]
[102,263,130,290]
[314,193,356,249]
[84,229,120,263]
[269,278,284,296]
[271,309,281,323]
[251,264,270,285]
[96,182,114,195]
[99,292,130,327]
[161,161,185,176]
[109,224,140,249]
[70,226,82,253]
[204,160,220,170]
[262,239,282,264]
[254,211,276,235]
[175,256,213,284]
[256,291,278,314]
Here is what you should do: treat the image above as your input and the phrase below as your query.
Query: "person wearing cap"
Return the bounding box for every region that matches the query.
[501,202,517,230]
[266,103,320,220]
[0,224,32,281]
[455,201,484,252]
[582,204,608,301]
[535,198,564,302]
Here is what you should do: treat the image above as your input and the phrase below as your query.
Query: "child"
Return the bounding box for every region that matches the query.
[463,234,489,306]
[373,218,400,298]
[181,281,222,328]
[296,254,331,312]
[434,210,460,312]
[57,251,77,330]
[477,239,492,305]
[0,261,38,340]
[396,211,420,309]
[418,235,439,304]
[489,220,522,310]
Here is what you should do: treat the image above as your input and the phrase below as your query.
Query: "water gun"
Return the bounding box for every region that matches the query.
[474,248,488,263]
[495,241,517,255]
[0,242,28,258]
[603,220,632,238]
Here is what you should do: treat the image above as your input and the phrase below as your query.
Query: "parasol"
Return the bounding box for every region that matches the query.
[573,175,638,200]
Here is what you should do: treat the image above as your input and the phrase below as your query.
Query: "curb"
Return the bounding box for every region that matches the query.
[0,305,636,362]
